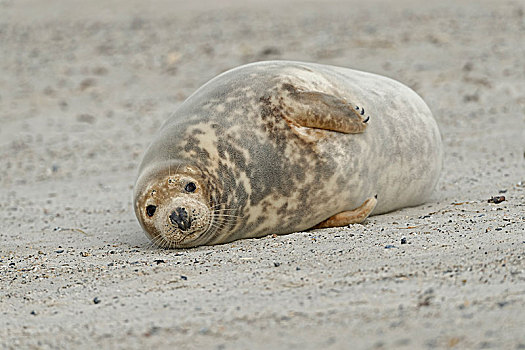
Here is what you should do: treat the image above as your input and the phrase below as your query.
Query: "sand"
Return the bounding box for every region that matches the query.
[1,0,524,349]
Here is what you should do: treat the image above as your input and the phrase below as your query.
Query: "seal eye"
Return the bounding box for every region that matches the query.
[146,205,157,217]
[185,182,196,193]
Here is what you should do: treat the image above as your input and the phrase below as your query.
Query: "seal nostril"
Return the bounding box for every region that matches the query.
[146,205,157,217]
[169,211,178,226]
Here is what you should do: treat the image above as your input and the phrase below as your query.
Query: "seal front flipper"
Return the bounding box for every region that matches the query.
[312,196,378,229]
[282,83,369,134]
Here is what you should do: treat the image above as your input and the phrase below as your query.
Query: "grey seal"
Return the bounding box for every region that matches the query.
[133,61,443,248]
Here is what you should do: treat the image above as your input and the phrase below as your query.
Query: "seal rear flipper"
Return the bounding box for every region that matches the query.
[312,196,377,229]
[282,84,369,134]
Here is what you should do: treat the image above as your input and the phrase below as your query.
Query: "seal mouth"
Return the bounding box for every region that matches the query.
[149,196,211,248]
[156,207,227,248]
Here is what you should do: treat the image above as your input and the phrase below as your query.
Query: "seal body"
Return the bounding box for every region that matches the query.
[134,61,443,248]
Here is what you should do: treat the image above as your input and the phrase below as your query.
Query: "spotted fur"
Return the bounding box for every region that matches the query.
[133,61,443,248]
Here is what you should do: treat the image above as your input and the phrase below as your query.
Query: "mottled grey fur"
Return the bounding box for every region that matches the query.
[134,61,442,247]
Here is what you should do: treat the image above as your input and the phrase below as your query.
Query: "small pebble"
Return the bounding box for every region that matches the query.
[93,297,101,304]
[55,249,64,254]
[273,262,281,267]
[401,237,407,244]
[180,275,187,280]
[154,259,166,265]
[497,301,509,308]
[487,196,505,204]
[385,245,396,249]
[30,310,37,315]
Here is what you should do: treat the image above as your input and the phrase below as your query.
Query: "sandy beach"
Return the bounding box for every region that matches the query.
[1,0,524,349]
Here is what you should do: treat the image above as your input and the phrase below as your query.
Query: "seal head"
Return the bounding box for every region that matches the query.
[134,164,214,248]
